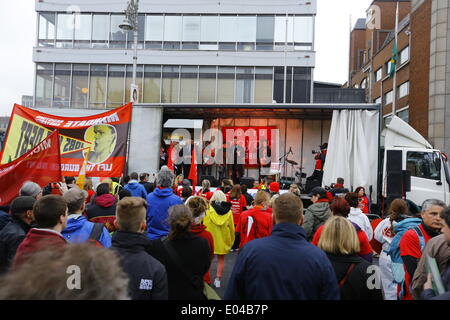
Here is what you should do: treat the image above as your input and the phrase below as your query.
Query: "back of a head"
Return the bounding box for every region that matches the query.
[157,166,175,188]
[273,193,303,224]
[229,184,242,199]
[318,216,360,255]
[130,172,139,181]
[168,204,193,240]
[122,176,131,185]
[330,197,350,217]
[139,172,149,181]
[210,190,227,204]
[0,244,129,300]
[96,183,111,197]
[33,195,68,229]
[65,177,76,185]
[63,188,87,215]
[10,196,36,220]
[202,179,211,190]
[344,192,359,208]
[181,186,193,199]
[222,179,232,187]
[19,181,42,199]
[118,189,132,200]
[84,178,93,191]
[254,190,270,206]
[185,196,209,218]
[388,198,409,218]
[289,184,301,196]
[440,207,450,230]
[116,197,147,232]
[336,177,344,185]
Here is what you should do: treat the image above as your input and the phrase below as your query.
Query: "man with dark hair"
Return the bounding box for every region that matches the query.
[112,197,168,300]
[139,172,154,194]
[0,197,36,274]
[303,187,332,241]
[13,195,68,268]
[225,193,339,300]
[86,183,118,233]
[330,177,349,196]
[125,172,148,199]
[62,188,111,247]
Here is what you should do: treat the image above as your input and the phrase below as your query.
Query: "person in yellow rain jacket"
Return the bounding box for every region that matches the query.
[203,190,235,289]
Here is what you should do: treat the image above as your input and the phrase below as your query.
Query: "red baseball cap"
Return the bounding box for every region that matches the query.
[269,182,280,193]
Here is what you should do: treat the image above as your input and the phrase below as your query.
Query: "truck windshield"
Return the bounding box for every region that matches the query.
[406,151,441,181]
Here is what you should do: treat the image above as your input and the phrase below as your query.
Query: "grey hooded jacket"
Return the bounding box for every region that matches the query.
[303,201,332,241]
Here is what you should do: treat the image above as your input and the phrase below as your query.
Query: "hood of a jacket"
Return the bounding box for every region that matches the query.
[191,224,208,234]
[153,187,175,198]
[307,202,331,219]
[63,215,88,233]
[393,217,422,234]
[126,181,141,190]
[112,230,149,250]
[207,202,232,226]
[95,194,116,207]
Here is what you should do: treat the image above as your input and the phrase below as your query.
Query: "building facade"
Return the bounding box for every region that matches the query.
[34,0,316,110]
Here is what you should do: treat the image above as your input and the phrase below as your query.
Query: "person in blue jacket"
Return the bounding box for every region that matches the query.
[225,192,340,300]
[146,166,183,240]
[124,172,148,199]
[61,187,111,248]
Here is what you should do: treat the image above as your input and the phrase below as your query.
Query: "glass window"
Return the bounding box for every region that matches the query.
[386,60,394,75]
[273,66,285,103]
[164,15,182,49]
[217,66,235,103]
[143,65,161,103]
[397,107,409,123]
[237,16,256,50]
[361,78,367,89]
[56,14,74,48]
[274,16,294,48]
[400,46,409,64]
[71,64,89,109]
[235,67,254,103]
[374,96,382,104]
[256,16,274,50]
[398,81,409,98]
[375,68,382,82]
[39,13,56,47]
[161,66,180,103]
[35,63,53,108]
[53,64,71,108]
[125,65,143,103]
[145,15,164,49]
[200,15,219,50]
[92,14,109,48]
[127,15,145,49]
[198,66,216,103]
[384,90,393,105]
[107,65,125,108]
[219,15,237,50]
[180,66,198,103]
[407,152,441,180]
[183,15,201,42]
[293,67,311,103]
[110,15,127,48]
[294,16,313,45]
[89,65,107,108]
[74,14,92,48]
[254,67,273,103]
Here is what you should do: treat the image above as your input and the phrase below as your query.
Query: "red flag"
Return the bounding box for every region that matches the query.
[0,131,61,205]
[188,144,198,188]
[167,141,174,171]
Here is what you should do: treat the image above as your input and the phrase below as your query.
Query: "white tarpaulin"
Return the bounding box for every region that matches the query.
[322,110,380,201]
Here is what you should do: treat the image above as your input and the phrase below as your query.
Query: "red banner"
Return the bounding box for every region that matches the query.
[1,103,132,177]
[0,131,61,206]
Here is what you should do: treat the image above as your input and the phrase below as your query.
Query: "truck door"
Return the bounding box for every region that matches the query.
[404,150,445,205]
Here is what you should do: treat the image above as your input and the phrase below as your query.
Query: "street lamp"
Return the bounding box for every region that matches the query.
[119,0,139,103]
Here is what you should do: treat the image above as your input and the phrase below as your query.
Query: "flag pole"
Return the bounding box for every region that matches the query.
[392,1,399,115]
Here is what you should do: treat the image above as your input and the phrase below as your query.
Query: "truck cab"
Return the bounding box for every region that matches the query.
[382,116,450,208]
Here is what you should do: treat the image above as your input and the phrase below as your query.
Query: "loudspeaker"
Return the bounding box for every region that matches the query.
[239,177,255,189]
[305,179,321,194]
[199,175,220,188]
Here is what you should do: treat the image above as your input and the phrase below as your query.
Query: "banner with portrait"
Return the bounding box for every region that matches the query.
[0,103,132,177]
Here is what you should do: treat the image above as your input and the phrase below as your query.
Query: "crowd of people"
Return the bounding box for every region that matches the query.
[0,170,449,300]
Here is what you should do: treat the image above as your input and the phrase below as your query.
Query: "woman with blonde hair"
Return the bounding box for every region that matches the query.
[203,190,235,288]
[84,178,95,204]
[289,184,301,198]
[318,216,383,300]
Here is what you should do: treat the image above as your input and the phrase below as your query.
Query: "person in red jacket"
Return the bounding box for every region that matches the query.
[355,186,370,214]
[237,191,273,248]
[197,179,213,201]
[312,197,373,262]
[226,184,247,250]
[399,199,446,300]
[13,195,68,269]
[185,196,214,284]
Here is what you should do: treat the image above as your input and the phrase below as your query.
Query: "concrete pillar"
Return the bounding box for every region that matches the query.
[128,105,163,176]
